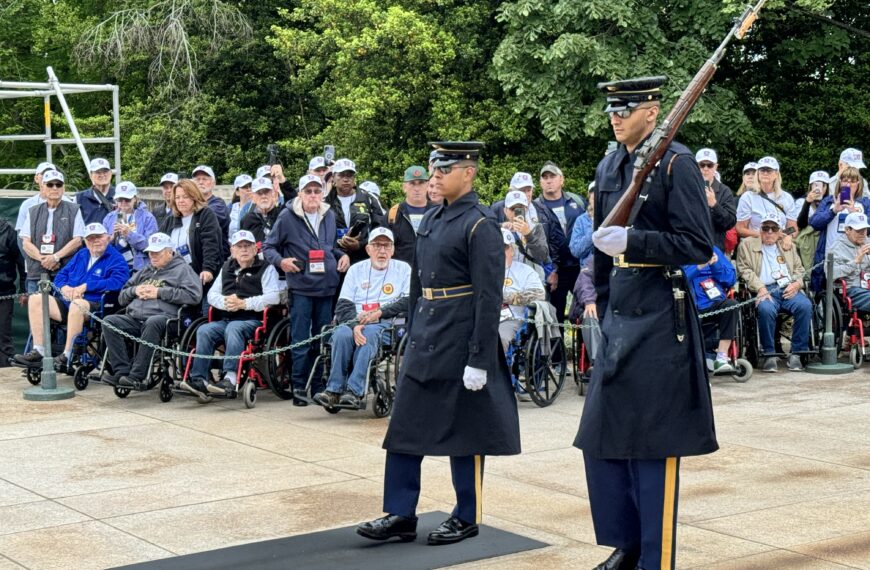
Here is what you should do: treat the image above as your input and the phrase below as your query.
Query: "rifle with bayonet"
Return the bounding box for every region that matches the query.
[602,0,767,228]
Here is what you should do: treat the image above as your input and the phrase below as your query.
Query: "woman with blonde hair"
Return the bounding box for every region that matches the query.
[735,156,798,238]
[735,161,758,197]
[160,179,225,292]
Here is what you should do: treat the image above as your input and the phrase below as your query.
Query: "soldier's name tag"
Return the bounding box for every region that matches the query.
[362,302,380,312]
[40,234,55,255]
[176,244,192,263]
[701,278,721,300]
[861,272,870,290]
[308,249,325,274]
[500,304,512,320]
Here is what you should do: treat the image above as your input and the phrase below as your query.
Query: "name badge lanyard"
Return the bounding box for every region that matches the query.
[363,261,390,312]
[502,265,516,319]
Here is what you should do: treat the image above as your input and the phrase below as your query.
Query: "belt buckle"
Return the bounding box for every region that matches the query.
[422,288,433,300]
[613,254,628,268]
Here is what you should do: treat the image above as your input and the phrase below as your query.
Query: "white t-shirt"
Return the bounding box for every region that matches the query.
[339,259,411,314]
[736,191,797,231]
[87,256,100,271]
[304,211,319,233]
[19,206,86,240]
[338,194,355,225]
[503,261,545,318]
[759,244,791,286]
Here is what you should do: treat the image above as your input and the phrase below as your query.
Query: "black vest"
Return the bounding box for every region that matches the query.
[216,258,268,321]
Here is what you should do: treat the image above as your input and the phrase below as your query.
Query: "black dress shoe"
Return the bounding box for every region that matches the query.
[427,516,479,545]
[356,515,417,542]
[593,548,640,570]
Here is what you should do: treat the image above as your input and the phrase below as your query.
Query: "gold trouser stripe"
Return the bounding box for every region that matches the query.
[474,455,483,524]
[660,457,678,570]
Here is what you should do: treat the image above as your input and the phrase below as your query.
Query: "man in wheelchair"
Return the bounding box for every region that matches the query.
[313,227,410,411]
[736,213,813,372]
[831,212,870,310]
[104,233,202,388]
[179,230,281,400]
[499,228,545,352]
[14,223,129,370]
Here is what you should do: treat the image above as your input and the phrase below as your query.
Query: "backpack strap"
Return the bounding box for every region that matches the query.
[388,204,400,226]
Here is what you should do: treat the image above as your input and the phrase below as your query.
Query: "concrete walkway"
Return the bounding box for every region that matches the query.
[0,366,869,569]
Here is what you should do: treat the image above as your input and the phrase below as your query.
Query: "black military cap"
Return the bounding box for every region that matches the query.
[428,141,484,167]
[597,76,667,113]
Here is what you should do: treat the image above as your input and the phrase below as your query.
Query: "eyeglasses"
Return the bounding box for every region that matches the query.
[760,225,780,233]
[302,188,323,195]
[434,163,472,175]
[45,182,63,188]
[758,167,775,174]
[608,105,654,119]
[115,198,132,203]
[369,243,393,251]
[698,162,716,169]
[335,172,355,179]
[841,178,860,184]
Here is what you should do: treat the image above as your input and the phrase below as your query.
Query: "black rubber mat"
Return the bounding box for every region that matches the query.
[114,511,547,570]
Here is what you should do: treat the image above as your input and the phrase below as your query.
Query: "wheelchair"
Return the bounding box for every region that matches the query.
[814,279,868,369]
[700,290,753,383]
[170,305,287,407]
[570,319,593,396]
[12,291,120,388]
[505,305,567,407]
[305,319,407,418]
[107,305,201,400]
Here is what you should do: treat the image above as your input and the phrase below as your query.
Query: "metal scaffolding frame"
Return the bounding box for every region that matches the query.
[0,66,121,182]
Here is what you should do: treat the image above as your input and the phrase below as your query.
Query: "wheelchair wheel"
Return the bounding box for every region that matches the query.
[73,366,91,391]
[26,368,41,386]
[732,358,753,383]
[571,325,581,387]
[372,367,393,418]
[176,316,208,380]
[739,303,760,368]
[850,346,863,369]
[265,317,294,400]
[814,293,844,356]
[113,385,130,398]
[391,333,408,388]
[524,330,567,407]
[243,380,257,409]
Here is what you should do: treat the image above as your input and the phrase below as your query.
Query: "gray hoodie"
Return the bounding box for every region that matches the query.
[830,235,870,289]
[119,253,203,320]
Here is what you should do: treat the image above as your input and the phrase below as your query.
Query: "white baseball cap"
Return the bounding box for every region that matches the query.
[501,228,515,245]
[309,156,327,170]
[760,212,781,226]
[368,227,395,242]
[509,171,534,189]
[160,172,179,185]
[360,181,381,197]
[298,174,324,190]
[695,148,718,164]
[230,230,257,245]
[840,148,866,169]
[256,165,271,179]
[845,212,870,230]
[35,162,56,175]
[505,190,529,209]
[192,165,215,179]
[233,174,253,189]
[114,181,137,199]
[84,223,108,237]
[42,169,64,183]
[89,157,111,172]
[809,171,830,185]
[333,158,356,173]
[757,156,780,171]
[252,177,272,192]
[144,233,173,252]
[742,162,758,173]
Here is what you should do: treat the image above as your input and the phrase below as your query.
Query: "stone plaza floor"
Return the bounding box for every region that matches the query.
[0,365,869,569]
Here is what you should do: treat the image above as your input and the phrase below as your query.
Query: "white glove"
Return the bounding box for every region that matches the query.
[592,226,628,257]
[462,366,487,391]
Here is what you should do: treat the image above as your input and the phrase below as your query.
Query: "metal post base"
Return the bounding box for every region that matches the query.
[23,385,75,400]
[805,361,853,375]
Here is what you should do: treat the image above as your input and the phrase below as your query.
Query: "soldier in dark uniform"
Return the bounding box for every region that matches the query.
[356,142,521,546]
[575,78,718,570]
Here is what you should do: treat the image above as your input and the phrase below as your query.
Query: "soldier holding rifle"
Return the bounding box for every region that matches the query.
[575,3,766,568]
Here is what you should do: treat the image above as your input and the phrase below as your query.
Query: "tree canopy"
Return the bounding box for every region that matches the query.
[0,0,866,203]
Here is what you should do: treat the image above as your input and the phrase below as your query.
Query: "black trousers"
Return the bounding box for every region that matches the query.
[550,264,580,321]
[383,452,485,525]
[103,314,169,381]
[705,298,737,343]
[0,298,13,365]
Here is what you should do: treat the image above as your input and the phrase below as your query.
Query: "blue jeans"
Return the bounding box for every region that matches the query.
[190,318,260,382]
[290,294,333,392]
[847,287,870,312]
[756,288,813,353]
[326,323,388,397]
[25,278,40,294]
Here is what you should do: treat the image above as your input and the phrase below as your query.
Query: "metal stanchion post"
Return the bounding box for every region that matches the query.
[23,273,75,400]
[807,254,852,375]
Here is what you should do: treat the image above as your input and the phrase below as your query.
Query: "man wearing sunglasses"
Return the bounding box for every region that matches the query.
[19,170,86,295]
[574,76,717,570]
[695,148,736,251]
[358,141,520,547]
[736,212,811,373]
